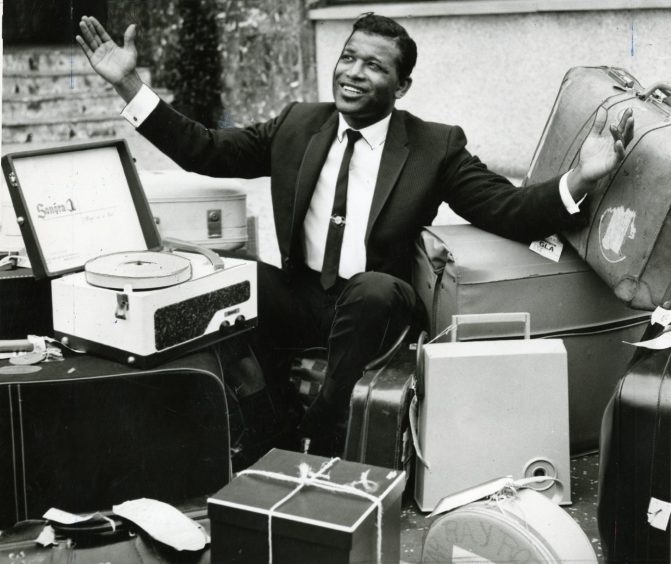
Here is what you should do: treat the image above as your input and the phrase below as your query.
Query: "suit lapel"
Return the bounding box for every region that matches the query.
[365,110,409,242]
[289,111,339,250]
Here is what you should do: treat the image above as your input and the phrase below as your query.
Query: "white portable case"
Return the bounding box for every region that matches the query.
[139,169,248,251]
[1,140,257,367]
[414,313,570,512]
[421,487,596,563]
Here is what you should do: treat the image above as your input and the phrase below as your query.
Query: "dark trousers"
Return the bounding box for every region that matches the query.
[255,261,418,441]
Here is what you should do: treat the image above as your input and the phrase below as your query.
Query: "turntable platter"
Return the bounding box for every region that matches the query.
[85,251,192,290]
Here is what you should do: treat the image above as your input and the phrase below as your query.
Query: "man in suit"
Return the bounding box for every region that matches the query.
[77,14,632,454]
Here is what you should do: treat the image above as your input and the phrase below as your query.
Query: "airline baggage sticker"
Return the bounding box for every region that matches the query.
[529,235,563,262]
[648,497,671,531]
[651,306,671,327]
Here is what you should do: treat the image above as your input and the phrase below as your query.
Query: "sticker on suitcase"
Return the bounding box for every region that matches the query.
[599,206,637,263]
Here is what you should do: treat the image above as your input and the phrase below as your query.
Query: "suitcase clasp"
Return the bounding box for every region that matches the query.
[207,209,222,239]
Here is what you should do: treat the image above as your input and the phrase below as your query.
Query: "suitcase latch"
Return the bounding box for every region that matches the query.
[207,209,222,239]
[115,292,129,319]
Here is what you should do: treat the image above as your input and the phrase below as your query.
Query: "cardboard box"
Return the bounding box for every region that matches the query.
[208,448,405,564]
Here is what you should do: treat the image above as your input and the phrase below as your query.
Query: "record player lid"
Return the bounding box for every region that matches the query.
[1,140,162,279]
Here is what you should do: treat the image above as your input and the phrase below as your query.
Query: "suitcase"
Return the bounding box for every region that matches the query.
[598,315,671,563]
[0,349,231,530]
[412,223,648,453]
[421,488,597,563]
[0,266,52,339]
[287,326,415,469]
[344,327,415,473]
[0,506,212,563]
[525,66,671,310]
[139,169,248,252]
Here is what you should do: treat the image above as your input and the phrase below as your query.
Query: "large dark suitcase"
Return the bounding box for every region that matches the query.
[598,316,671,563]
[0,349,231,530]
[0,266,52,338]
[344,328,415,473]
[525,66,671,310]
[413,224,648,454]
[0,507,212,563]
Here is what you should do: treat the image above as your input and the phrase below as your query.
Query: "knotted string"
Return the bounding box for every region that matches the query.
[487,476,563,531]
[237,458,384,564]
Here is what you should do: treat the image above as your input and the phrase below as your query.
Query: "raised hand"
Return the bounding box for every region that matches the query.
[566,106,634,201]
[76,16,142,101]
[578,106,634,182]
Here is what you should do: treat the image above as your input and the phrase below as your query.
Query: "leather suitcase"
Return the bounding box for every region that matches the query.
[598,318,671,563]
[0,349,231,530]
[412,224,648,454]
[525,66,671,310]
[344,330,415,473]
[0,266,52,339]
[0,506,212,563]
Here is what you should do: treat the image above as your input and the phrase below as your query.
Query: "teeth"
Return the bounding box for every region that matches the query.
[343,85,363,94]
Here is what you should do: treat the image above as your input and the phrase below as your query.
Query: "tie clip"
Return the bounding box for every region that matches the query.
[330,215,346,226]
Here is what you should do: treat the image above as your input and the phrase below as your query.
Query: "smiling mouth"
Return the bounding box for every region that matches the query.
[340,83,365,95]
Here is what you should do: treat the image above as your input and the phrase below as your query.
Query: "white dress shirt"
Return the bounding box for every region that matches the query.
[122,85,581,278]
[302,114,390,279]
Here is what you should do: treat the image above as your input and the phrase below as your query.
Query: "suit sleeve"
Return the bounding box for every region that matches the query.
[441,126,588,242]
[136,100,298,178]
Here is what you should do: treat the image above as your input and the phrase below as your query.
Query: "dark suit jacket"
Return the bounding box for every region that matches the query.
[139,101,585,282]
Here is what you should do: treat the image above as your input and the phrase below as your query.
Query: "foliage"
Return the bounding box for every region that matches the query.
[106,0,317,127]
[165,0,224,128]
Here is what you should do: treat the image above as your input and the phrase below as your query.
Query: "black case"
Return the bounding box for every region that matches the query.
[598,321,671,563]
[0,509,212,563]
[0,349,231,530]
[0,266,52,338]
[344,335,415,472]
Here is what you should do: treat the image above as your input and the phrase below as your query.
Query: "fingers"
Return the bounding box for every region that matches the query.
[609,107,634,150]
[78,16,102,50]
[123,24,137,51]
[613,139,626,161]
[75,35,94,60]
[620,108,634,147]
[592,106,609,135]
[89,16,113,43]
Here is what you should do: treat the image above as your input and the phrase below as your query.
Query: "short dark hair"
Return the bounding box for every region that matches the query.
[352,13,417,80]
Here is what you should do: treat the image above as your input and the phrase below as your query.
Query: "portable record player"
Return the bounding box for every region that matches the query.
[1,139,257,367]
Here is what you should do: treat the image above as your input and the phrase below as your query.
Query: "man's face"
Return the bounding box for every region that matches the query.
[332,31,412,129]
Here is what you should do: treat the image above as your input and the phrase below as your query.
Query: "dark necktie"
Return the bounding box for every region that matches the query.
[320,128,362,290]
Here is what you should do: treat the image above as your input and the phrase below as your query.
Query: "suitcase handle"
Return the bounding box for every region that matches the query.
[450,312,531,342]
[640,82,671,106]
[415,330,429,400]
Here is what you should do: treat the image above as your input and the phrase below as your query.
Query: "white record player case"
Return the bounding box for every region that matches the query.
[1,139,257,367]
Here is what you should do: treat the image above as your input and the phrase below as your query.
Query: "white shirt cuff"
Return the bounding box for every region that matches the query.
[559,170,585,215]
[120,84,160,128]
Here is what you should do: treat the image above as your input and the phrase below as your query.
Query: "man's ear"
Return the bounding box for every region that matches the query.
[395,77,412,99]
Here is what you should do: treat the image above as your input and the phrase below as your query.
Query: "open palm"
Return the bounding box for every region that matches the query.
[578,106,634,182]
[76,16,137,86]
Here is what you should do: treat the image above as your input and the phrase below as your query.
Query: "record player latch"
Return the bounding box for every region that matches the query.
[116,292,130,319]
